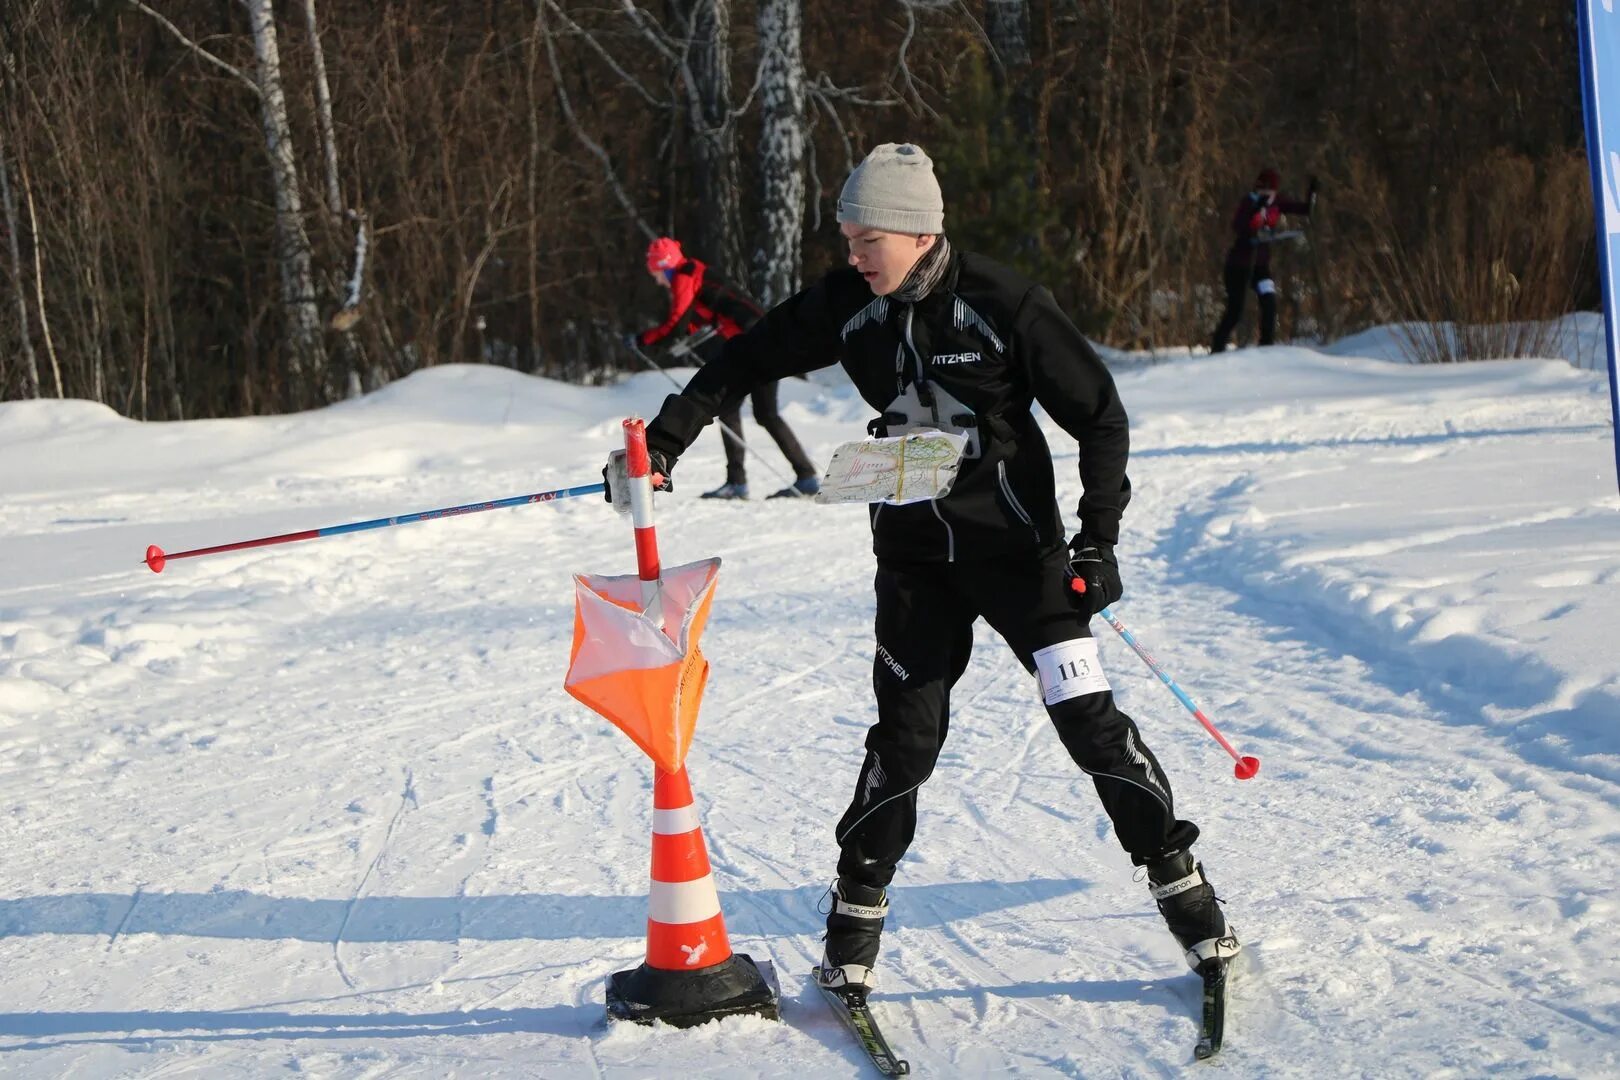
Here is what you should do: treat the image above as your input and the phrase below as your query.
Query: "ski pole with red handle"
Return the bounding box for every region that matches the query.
[1070,578,1261,780]
[143,480,606,573]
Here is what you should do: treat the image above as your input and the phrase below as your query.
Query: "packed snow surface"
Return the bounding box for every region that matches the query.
[1,331,1616,1077]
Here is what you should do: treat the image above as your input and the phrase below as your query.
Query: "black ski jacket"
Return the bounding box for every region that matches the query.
[645,249,1131,563]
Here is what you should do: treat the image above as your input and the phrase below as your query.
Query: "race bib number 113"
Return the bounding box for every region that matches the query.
[1032,638,1111,706]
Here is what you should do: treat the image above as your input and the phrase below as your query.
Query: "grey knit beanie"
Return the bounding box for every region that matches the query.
[837,143,945,234]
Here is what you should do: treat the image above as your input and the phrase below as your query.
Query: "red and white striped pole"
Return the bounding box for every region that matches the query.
[622,418,664,630]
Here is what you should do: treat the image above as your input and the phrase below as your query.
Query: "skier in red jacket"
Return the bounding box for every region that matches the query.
[635,237,820,499]
[1210,168,1317,353]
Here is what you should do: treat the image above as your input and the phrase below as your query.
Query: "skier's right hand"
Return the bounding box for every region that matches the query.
[647,448,676,491]
[1065,537,1122,616]
[602,448,676,508]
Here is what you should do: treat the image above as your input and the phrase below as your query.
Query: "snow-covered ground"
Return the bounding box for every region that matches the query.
[1,326,1616,1078]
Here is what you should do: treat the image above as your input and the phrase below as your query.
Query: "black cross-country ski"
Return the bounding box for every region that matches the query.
[1193,957,1232,1061]
[812,969,911,1076]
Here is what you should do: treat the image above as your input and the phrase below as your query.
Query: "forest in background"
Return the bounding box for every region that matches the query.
[0,0,1594,418]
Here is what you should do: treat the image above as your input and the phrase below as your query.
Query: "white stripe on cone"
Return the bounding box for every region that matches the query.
[653,805,700,835]
[648,876,724,925]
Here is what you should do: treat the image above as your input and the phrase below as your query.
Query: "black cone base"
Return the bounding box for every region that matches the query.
[606,953,780,1028]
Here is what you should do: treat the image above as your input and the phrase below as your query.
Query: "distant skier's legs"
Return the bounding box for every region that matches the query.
[1211,265,1251,353]
[693,332,748,495]
[1255,272,1278,345]
[717,404,747,488]
[749,381,818,481]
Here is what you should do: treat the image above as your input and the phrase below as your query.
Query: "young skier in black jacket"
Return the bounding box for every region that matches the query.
[616,142,1239,997]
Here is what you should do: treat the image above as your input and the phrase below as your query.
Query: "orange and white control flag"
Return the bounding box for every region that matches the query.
[565,557,721,773]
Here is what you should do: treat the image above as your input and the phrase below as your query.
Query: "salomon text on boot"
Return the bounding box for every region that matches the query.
[1146,850,1241,972]
[816,878,888,1001]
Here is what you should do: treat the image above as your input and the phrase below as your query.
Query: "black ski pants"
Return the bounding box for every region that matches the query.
[1211,263,1277,353]
[834,545,1199,890]
[718,380,818,486]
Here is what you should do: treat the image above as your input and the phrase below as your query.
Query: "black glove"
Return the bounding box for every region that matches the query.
[622,332,643,352]
[648,448,676,491]
[1065,537,1122,616]
[602,448,677,505]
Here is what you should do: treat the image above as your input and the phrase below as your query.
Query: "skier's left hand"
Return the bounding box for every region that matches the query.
[1065,537,1122,616]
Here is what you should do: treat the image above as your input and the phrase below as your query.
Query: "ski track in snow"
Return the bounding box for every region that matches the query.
[0,349,1616,1076]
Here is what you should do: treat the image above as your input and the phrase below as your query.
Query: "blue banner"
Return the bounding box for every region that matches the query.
[1578,0,1620,490]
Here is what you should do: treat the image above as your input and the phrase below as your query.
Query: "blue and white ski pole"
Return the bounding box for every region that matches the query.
[1070,579,1261,780]
[144,481,606,573]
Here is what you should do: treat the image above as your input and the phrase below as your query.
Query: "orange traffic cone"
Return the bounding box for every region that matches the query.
[605,765,780,1026]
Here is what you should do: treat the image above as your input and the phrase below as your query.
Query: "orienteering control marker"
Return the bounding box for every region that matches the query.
[565,417,780,1027]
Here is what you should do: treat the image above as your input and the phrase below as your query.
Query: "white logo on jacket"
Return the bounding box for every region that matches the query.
[861,753,888,806]
[952,298,1006,353]
[931,351,982,365]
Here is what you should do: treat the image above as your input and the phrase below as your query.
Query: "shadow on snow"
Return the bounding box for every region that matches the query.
[0,878,1090,944]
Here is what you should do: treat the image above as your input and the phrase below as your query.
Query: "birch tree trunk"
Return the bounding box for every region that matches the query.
[0,123,41,399]
[301,0,342,219]
[246,0,326,407]
[301,0,368,398]
[20,159,62,398]
[752,0,806,307]
[679,0,744,282]
[525,3,549,376]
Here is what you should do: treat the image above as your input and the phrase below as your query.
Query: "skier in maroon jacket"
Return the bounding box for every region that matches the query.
[635,237,820,499]
[1210,168,1317,353]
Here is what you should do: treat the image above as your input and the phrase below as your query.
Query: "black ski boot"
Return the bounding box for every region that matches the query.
[1146,850,1241,971]
[815,878,888,1000]
[700,481,749,500]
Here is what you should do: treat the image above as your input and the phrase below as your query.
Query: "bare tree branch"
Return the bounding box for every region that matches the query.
[616,0,680,62]
[892,1,941,120]
[539,4,655,240]
[125,1,262,99]
[807,77,860,175]
[543,0,666,108]
[808,71,900,110]
[301,0,343,218]
[954,0,1000,79]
